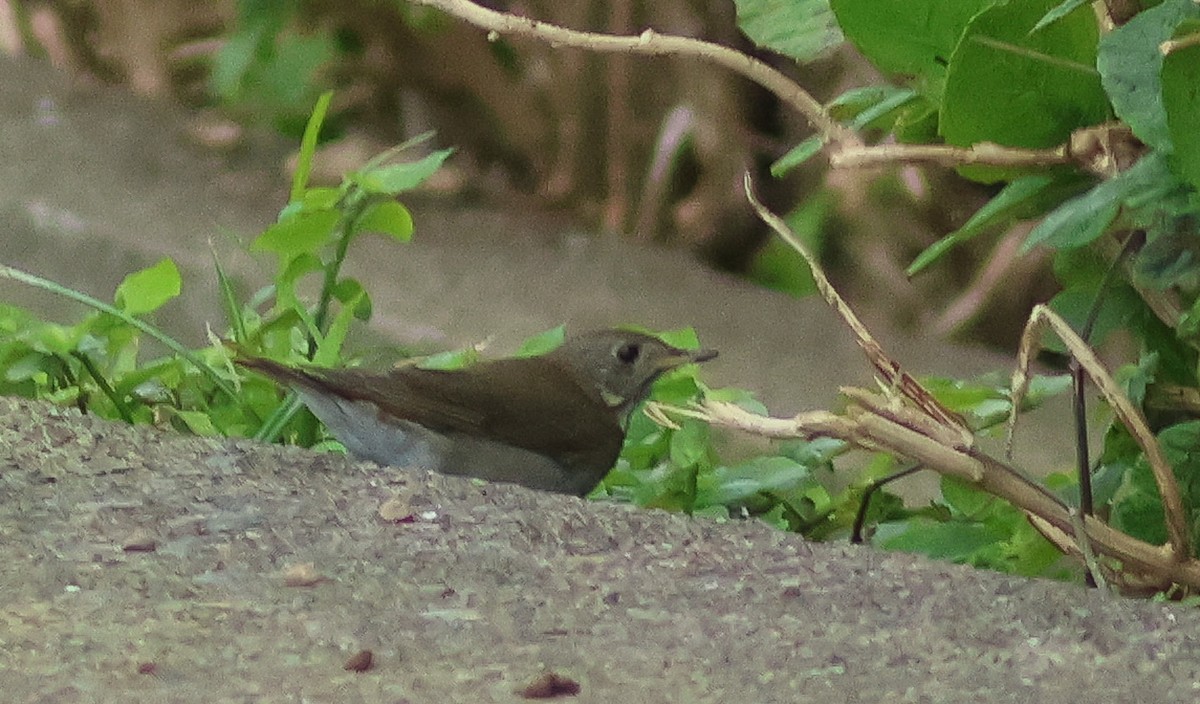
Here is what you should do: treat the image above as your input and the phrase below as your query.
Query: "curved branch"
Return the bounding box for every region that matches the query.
[407,0,860,151]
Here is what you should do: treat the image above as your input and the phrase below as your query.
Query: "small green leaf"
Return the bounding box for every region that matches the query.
[735,0,844,62]
[516,325,567,358]
[357,200,414,242]
[668,419,709,468]
[878,518,1006,560]
[1031,0,1091,34]
[253,209,340,258]
[332,277,373,321]
[351,149,454,195]
[311,290,362,366]
[1024,153,1180,250]
[212,247,246,344]
[418,346,482,370]
[174,410,220,437]
[292,91,334,200]
[909,173,1091,275]
[698,456,814,506]
[115,258,181,316]
[771,137,823,177]
[941,475,994,517]
[654,327,702,351]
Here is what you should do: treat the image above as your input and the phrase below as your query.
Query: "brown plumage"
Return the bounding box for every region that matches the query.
[236,330,716,495]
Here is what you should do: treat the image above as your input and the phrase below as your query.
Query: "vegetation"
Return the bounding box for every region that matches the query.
[4,0,1200,593]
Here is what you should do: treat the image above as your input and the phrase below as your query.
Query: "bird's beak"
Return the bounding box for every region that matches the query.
[659,346,718,370]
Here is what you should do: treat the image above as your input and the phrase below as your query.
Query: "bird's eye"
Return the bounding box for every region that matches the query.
[616,342,641,363]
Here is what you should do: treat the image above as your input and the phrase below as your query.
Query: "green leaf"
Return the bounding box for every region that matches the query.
[356,200,414,242]
[292,91,334,201]
[698,456,814,506]
[1109,421,1200,548]
[735,0,844,62]
[771,137,823,177]
[211,247,247,344]
[775,87,922,177]
[418,346,482,371]
[830,0,994,87]
[839,87,920,131]
[1097,0,1200,154]
[654,327,703,351]
[1045,285,1139,352]
[941,475,994,517]
[908,173,1091,275]
[516,325,567,358]
[941,0,1107,174]
[1024,153,1179,250]
[311,290,362,366]
[668,419,709,468]
[1162,23,1200,191]
[115,258,182,316]
[878,518,1006,560]
[252,208,340,259]
[1031,0,1091,34]
[351,149,454,195]
[173,410,220,437]
[331,277,373,321]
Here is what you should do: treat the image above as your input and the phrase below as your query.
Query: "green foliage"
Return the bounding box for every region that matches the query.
[940,0,1108,177]
[738,0,1200,587]
[0,96,447,446]
[212,0,336,134]
[1162,22,1200,192]
[0,94,811,533]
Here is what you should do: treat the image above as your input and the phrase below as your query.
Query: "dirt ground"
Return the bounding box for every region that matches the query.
[2,395,1199,703]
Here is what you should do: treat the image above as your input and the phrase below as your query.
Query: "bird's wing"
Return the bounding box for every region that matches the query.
[368,360,623,458]
[238,356,620,458]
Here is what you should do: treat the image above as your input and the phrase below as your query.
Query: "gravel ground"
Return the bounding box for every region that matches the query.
[2,396,1199,703]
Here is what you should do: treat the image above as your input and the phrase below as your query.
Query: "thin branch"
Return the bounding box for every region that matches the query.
[743,174,971,440]
[408,0,857,150]
[408,0,1118,175]
[688,398,1200,590]
[832,141,1071,171]
[1009,304,1191,562]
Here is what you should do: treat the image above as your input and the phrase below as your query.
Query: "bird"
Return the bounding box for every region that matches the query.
[234,329,717,496]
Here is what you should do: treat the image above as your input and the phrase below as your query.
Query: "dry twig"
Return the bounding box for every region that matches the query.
[665,174,1200,592]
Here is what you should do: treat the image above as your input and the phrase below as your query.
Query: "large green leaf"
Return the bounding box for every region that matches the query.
[908,172,1092,274]
[1024,153,1180,250]
[831,0,993,90]
[735,0,844,62]
[1162,21,1200,191]
[941,0,1107,163]
[1097,0,1200,154]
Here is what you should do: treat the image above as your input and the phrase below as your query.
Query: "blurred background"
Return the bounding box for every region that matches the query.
[0,0,1058,351]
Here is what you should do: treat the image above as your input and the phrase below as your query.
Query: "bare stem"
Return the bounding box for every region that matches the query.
[407,0,857,150]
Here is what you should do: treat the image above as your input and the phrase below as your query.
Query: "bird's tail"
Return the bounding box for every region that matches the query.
[227,344,325,391]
